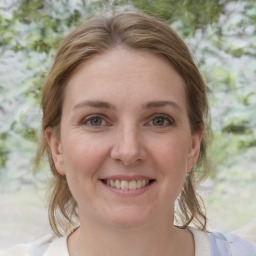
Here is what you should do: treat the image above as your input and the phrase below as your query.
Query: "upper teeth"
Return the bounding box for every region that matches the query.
[105,179,150,190]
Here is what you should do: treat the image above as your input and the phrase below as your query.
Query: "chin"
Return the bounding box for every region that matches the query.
[103,208,155,230]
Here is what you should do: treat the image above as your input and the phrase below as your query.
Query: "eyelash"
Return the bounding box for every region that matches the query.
[80,114,174,128]
[146,114,174,128]
[81,114,110,127]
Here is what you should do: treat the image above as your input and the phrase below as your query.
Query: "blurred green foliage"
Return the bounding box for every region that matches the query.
[0,0,255,196]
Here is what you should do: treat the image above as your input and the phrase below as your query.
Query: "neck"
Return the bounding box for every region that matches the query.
[68,213,194,256]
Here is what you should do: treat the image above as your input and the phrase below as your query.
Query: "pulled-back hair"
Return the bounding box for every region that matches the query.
[35,11,211,237]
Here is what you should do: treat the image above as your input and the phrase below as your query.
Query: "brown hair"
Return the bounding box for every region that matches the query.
[35,11,211,236]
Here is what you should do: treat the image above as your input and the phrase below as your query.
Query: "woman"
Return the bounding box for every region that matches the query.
[3,11,256,256]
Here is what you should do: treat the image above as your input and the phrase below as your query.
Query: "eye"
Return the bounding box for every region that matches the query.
[82,115,108,127]
[147,114,174,127]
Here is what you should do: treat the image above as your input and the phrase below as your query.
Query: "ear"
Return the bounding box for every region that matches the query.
[45,127,66,175]
[187,125,204,173]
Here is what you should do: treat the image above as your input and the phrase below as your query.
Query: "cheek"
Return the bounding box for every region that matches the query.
[61,135,110,177]
[150,135,190,198]
[61,136,110,204]
[151,135,190,172]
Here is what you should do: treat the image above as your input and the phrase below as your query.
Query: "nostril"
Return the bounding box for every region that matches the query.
[110,138,147,166]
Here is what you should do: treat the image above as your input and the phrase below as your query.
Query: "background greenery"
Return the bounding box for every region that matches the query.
[0,0,255,233]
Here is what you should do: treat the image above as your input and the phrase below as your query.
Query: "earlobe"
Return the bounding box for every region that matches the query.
[45,127,66,175]
[187,125,204,173]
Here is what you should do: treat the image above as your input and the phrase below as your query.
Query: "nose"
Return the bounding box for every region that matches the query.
[110,124,147,166]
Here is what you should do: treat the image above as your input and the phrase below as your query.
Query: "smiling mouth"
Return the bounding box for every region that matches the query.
[101,179,155,190]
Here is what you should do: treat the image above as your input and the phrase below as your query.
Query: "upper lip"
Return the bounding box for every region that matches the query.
[100,175,155,181]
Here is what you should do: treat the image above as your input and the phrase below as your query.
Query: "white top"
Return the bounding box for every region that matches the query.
[188,227,210,256]
[2,227,256,256]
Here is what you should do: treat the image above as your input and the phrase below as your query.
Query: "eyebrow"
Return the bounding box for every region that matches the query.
[73,100,182,111]
[142,101,182,112]
[73,100,115,110]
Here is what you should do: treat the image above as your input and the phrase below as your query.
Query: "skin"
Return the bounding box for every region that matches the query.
[46,48,203,256]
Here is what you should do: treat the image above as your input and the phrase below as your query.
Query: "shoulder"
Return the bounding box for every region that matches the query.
[208,230,256,256]
[1,234,53,256]
[0,244,28,256]
[188,226,256,256]
[1,227,77,256]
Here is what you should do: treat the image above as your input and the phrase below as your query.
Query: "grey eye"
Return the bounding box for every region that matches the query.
[152,117,166,126]
[89,117,103,126]
[148,114,174,128]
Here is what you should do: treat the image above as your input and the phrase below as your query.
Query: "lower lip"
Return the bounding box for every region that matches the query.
[100,180,155,197]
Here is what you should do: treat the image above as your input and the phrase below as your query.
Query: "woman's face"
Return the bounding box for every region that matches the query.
[47,48,202,230]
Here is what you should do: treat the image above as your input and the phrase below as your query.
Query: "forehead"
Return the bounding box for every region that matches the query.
[64,48,187,109]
